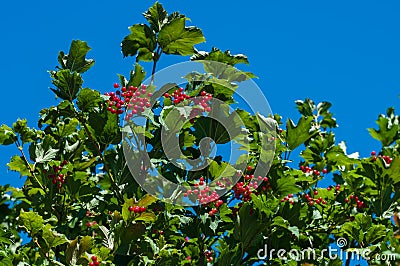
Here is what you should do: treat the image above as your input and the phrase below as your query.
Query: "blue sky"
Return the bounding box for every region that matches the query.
[0,1,399,264]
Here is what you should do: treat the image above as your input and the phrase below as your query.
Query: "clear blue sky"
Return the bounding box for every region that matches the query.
[2,0,399,181]
[0,1,399,263]
[2,0,400,194]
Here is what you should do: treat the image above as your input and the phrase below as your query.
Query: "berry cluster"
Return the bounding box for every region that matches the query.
[164,87,190,104]
[153,229,164,235]
[128,205,147,214]
[86,221,97,227]
[204,250,213,262]
[280,193,295,205]
[327,184,341,192]
[183,177,227,216]
[105,83,152,118]
[43,160,68,189]
[345,194,367,209]
[89,255,100,266]
[164,89,213,113]
[300,165,328,176]
[371,151,394,165]
[234,174,269,202]
[303,191,327,206]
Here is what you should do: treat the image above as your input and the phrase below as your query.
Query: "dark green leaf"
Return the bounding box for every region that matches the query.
[50,69,83,101]
[158,17,205,56]
[58,40,94,73]
[77,88,102,112]
[368,115,399,147]
[286,116,314,150]
[143,2,168,32]
[121,24,156,61]
[0,124,17,145]
[192,47,249,66]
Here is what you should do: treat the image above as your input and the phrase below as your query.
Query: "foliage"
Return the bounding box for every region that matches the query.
[1,2,400,266]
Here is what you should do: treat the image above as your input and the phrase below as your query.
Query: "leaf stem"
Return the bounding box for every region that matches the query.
[15,141,45,190]
[150,46,162,85]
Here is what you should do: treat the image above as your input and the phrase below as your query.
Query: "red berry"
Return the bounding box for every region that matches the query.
[89,262,95,266]
[128,206,134,212]
[113,83,119,88]
[140,206,146,213]
[133,206,140,213]
[314,190,318,195]
[91,256,98,261]
[322,168,328,174]
[159,230,164,235]
[94,262,100,266]
[371,151,376,156]
[247,165,253,171]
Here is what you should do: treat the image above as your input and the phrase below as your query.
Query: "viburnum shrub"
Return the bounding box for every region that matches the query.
[0,2,400,266]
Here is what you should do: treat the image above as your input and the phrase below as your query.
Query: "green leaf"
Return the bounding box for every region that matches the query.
[121,24,156,61]
[276,175,301,196]
[77,88,102,112]
[32,137,59,163]
[192,47,249,66]
[158,17,205,56]
[19,210,44,236]
[137,194,157,207]
[143,2,168,32]
[368,115,399,147]
[88,108,121,145]
[7,155,30,177]
[365,224,386,244]
[0,124,17,145]
[50,69,83,101]
[135,212,156,223]
[272,216,289,229]
[233,203,265,248]
[219,204,233,223]
[386,157,400,184]
[58,40,94,73]
[208,160,237,179]
[286,116,314,150]
[128,63,146,88]
[42,224,68,249]
[12,119,37,143]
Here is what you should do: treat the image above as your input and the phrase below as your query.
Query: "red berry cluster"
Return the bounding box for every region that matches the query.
[164,87,190,104]
[128,205,147,214]
[89,255,100,266]
[204,250,213,262]
[86,221,97,227]
[105,83,152,118]
[153,229,164,235]
[43,160,68,189]
[327,184,341,192]
[280,193,295,205]
[346,194,367,209]
[183,177,227,215]
[233,174,268,201]
[300,165,327,176]
[164,89,213,113]
[303,191,327,206]
[371,151,394,165]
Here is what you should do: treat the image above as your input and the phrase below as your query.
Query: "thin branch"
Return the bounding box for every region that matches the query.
[15,142,44,190]
[75,111,123,203]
